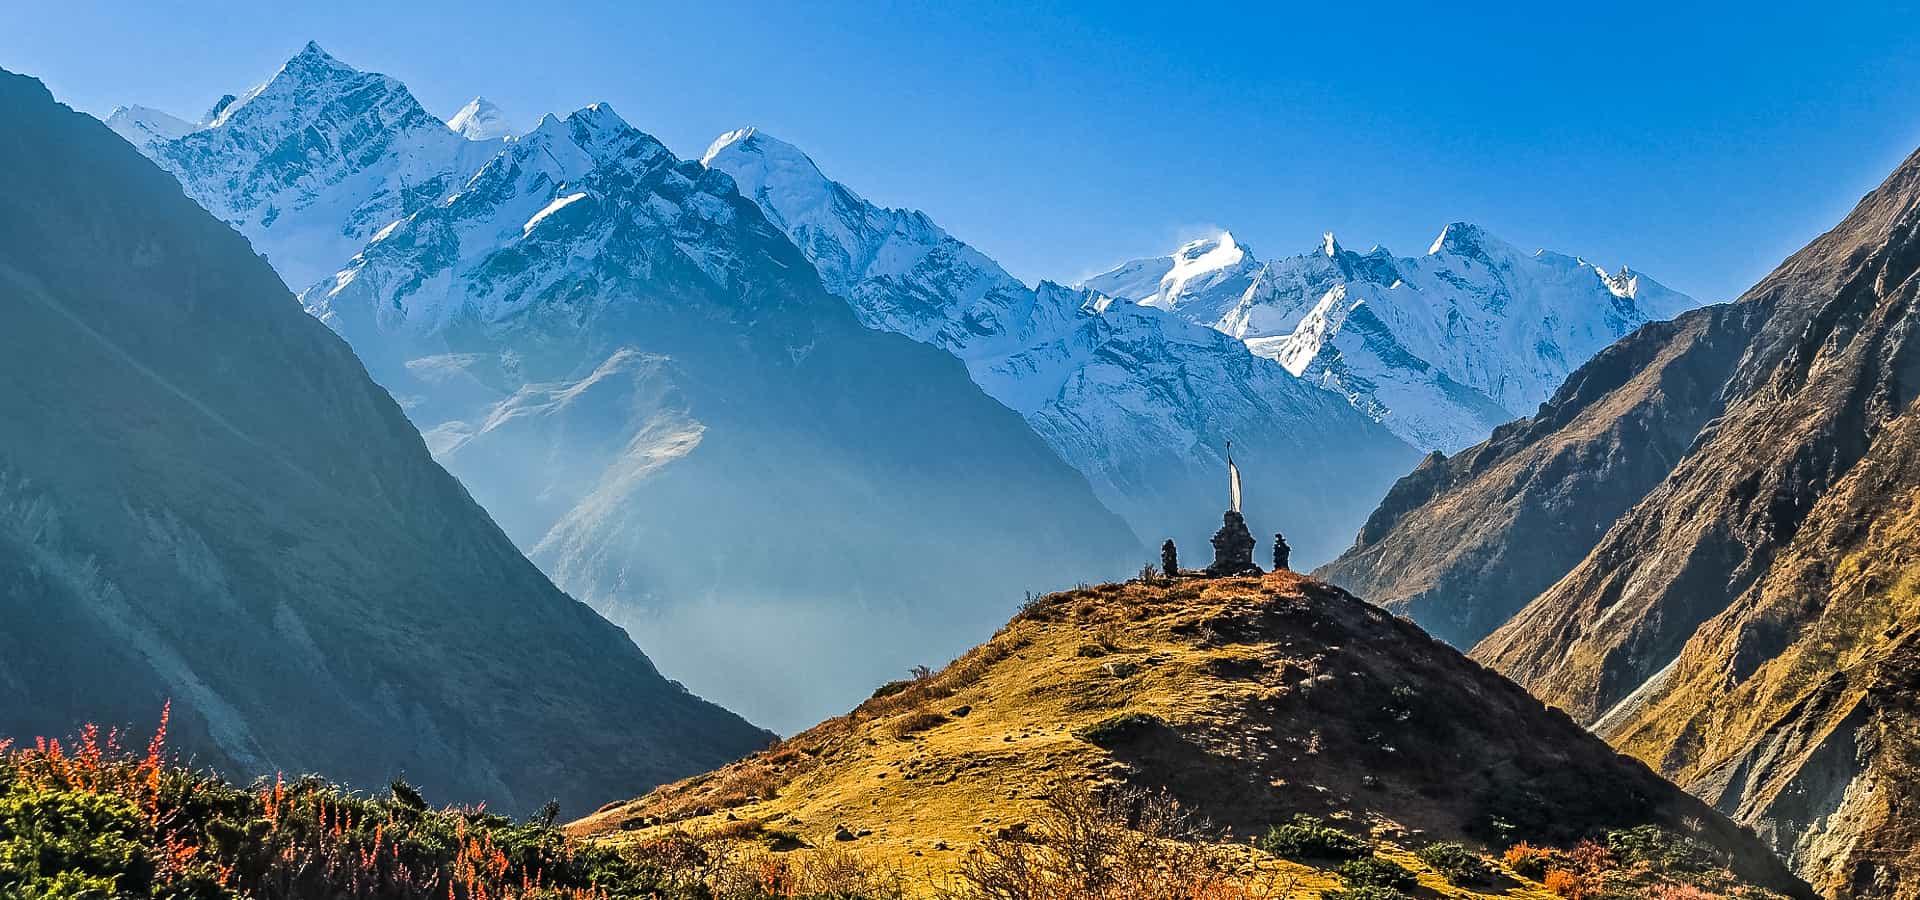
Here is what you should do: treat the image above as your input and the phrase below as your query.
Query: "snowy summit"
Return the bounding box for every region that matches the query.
[448,96,516,140]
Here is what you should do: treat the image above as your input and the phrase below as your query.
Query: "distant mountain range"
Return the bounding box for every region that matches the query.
[1,63,769,816]
[702,127,1419,568]
[1084,228,1699,453]
[108,43,1137,732]
[101,41,1701,731]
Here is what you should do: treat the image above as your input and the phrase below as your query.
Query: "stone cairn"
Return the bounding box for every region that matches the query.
[1204,510,1264,577]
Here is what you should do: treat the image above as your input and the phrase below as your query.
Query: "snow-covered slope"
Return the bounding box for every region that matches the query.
[704,127,1421,567]
[1085,228,1699,452]
[103,104,193,153]
[130,42,505,288]
[447,96,516,140]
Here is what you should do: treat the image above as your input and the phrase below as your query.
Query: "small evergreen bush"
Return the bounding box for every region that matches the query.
[1337,856,1418,892]
[1321,885,1407,900]
[1416,841,1493,885]
[1257,813,1369,861]
[1073,712,1161,745]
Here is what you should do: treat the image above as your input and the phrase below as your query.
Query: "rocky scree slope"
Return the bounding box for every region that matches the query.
[573,572,1806,898]
[0,65,769,817]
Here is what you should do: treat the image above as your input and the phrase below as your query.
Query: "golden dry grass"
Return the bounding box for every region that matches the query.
[569,572,1771,898]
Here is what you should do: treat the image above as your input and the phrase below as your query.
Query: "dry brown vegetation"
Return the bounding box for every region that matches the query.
[571,572,1806,899]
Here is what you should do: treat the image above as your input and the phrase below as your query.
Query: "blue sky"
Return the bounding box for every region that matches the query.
[9,1,1920,301]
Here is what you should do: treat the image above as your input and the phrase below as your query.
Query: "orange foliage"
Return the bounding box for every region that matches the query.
[1545,869,1590,900]
[1,706,625,900]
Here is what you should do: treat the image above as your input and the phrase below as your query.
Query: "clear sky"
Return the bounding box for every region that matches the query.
[9,1,1920,302]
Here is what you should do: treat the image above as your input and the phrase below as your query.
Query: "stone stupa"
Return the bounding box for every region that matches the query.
[1204,445,1263,577]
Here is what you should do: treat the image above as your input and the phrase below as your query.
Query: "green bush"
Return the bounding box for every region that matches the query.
[1073,712,1161,745]
[1606,825,1721,874]
[1415,841,1493,885]
[0,785,156,898]
[1321,885,1407,900]
[870,679,914,699]
[1337,856,1418,892]
[1257,813,1370,861]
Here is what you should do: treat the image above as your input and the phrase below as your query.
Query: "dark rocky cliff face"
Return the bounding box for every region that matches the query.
[0,67,769,818]
[1323,141,1920,898]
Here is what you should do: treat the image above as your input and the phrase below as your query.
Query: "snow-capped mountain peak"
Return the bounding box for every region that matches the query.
[103,104,194,152]
[701,126,764,166]
[700,126,842,237]
[210,40,355,128]
[121,42,508,288]
[703,125,1042,349]
[1427,220,1500,257]
[1082,230,1266,326]
[1087,223,1702,452]
[448,96,516,140]
[200,94,238,125]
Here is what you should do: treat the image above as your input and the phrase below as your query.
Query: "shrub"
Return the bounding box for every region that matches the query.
[1321,886,1407,900]
[889,709,949,740]
[949,782,1245,900]
[712,845,905,899]
[1504,842,1564,879]
[870,680,914,700]
[1416,841,1493,885]
[1606,825,1721,875]
[1648,883,1722,900]
[1073,712,1161,746]
[1569,839,1616,874]
[0,712,712,899]
[1257,814,1369,862]
[1337,857,1418,892]
[1544,868,1590,900]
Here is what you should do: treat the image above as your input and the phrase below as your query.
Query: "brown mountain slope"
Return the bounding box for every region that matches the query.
[1325,141,1920,897]
[1473,143,1920,724]
[0,67,770,816]
[1314,301,1760,647]
[572,573,1806,897]
[1600,406,1920,898]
